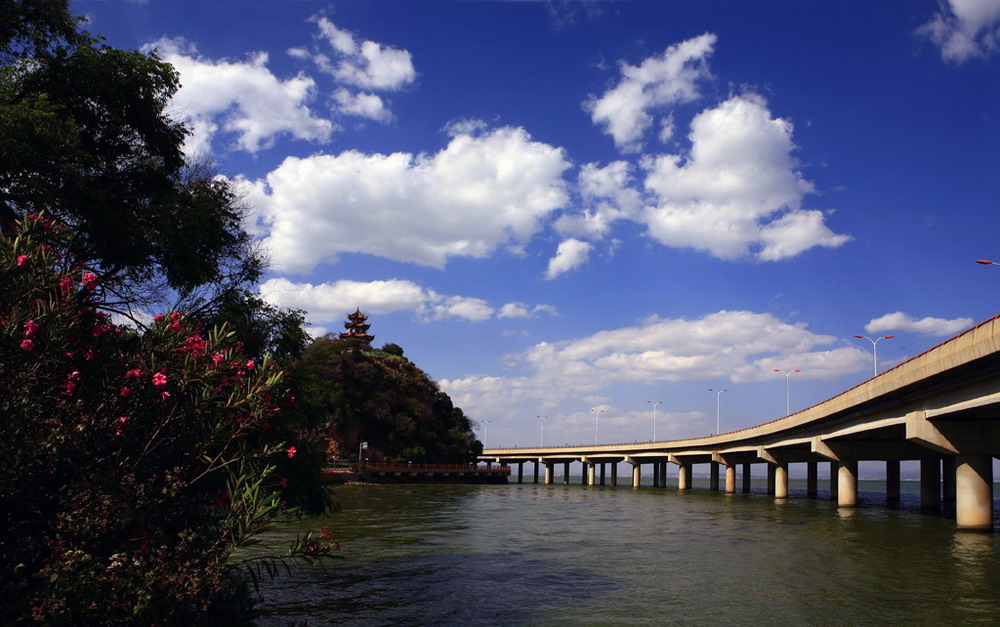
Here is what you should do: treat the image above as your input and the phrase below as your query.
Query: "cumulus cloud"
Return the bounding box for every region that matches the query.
[641,94,850,261]
[310,17,417,90]
[441,310,870,416]
[545,238,593,279]
[259,277,554,323]
[250,125,571,273]
[865,312,975,337]
[144,37,334,156]
[498,302,559,319]
[584,33,716,152]
[917,0,1000,63]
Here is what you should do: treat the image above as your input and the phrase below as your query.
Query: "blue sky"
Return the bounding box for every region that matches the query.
[74,0,1000,450]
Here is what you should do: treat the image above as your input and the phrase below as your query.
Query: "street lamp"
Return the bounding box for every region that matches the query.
[647,400,663,440]
[536,415,547,447]
[708,388,728,434]
[482,419,491,449]
[591,408,604,444]
[853,334,894,377]
[773,369,801,416]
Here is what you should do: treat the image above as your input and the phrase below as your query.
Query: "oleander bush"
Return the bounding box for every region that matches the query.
[0,215,336,624]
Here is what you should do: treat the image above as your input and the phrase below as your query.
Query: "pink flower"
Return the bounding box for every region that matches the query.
[246,359,255,370]
[160,391,171,401]
[154,314,165,323]
[62,381,75,396]
[152,372,168,387]
[212,353,225,365]
[125,369,142,379]
[19,338,34,351]
[68,371,80,381]
[286,446,297,459]
[119,386,131,398]
[16,254,28,266]
[23,319,39,337]
[82,272,98,290]
[58,276,73,296]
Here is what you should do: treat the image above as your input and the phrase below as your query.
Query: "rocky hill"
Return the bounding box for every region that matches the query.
[290,336,483,464]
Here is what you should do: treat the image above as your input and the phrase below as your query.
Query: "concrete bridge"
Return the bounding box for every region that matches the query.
[480,314,1000,531]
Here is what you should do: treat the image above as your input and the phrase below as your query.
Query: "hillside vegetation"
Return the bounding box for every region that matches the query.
[291,337,483,464]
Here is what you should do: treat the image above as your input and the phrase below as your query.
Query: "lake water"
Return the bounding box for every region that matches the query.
[254,479,1000,626]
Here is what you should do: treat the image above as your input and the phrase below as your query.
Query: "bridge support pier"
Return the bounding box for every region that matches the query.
[659,461,668,489]
[581,462,587,485]
[775,463,789,499]
[563,461,570,485]
[710,462,720,491]
[678,463,691,490]
[600,463,606,486]
[807,462,818,497]
[517,462,523,484]
[534,460,540,484]
[587,462,596,486]
[886,460,900,503]
[544,462,553,485]
[632,462,641,488]
[653,462,660,487]
[725,464,736,493]
[830,462,838,500]
[766,463,776,495]
[921,458,941,510]
[742,463,751,493]
[955,455,994,531]
[838,461,858,508]
[611,462,618,487]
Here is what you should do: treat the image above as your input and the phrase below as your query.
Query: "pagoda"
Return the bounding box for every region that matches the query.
[339,308,375,348]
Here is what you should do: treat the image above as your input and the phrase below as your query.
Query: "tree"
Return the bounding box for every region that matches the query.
[0,215,337,623]
[0,0,264,323]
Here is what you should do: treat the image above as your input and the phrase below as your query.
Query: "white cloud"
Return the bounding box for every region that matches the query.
[498,302,559,319]
[917,0,1000,63]
[641,94,850,261]
[545,238,593,279]
[144,37,334,157]
[332,88,392,122]
[865,312,975,337]
[584,33,716,152]
[312,17,417,90]
[259,277,553,324]
[441,310,870,417]
[251,125,571,273]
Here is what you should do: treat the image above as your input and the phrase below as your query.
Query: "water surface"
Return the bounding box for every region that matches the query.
[255,481,1000,626]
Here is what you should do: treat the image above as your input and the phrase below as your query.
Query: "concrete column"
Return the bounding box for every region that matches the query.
[725,465,736,493]
[632,462,642,488]
[806,461,818,497]
[678,464,691,490]
[587,462,596,486]
[942,457,956,515]
[921,458,941,510]
[653,462,660,488]
[611,462,618,487]
[775,462,789,499]
[830,462,839,500]
[581,462,587,485]
[838,461,858,508]
[766,463,776,495]
[563,461,571,485]
[742,463,752,493]
[710,462,720,491]
[600,463,606,486]
[659,461,668,489]
[544,462,553,485]
[534,460,540,484]
[886,460,900,503]
[516,462,524,484]
[955,455,994,531]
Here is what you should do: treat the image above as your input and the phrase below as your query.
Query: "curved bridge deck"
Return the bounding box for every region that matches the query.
[481,314,1000,531]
